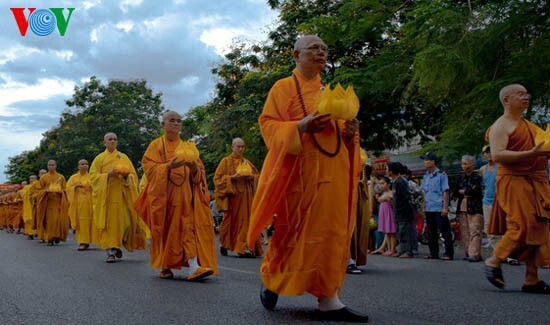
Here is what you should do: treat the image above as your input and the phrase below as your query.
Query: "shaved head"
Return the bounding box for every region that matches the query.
[499,84,526,105]
[294,35,323,51]
[162,110,181,122]
[232,138,244,146]
[104,132,117,141]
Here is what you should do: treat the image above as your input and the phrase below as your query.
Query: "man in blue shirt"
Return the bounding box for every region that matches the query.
[421,152,454,260]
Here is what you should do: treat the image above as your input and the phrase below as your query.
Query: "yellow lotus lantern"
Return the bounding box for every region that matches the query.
[360,148,368,165]
[236,162,252,176]
[48,183,62,193]
[175,140,200,162]
[115,163,130,176]
[535,124,550,150]
[317,83,360,120]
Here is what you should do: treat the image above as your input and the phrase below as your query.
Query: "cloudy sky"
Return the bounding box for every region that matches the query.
[0,0,277,182]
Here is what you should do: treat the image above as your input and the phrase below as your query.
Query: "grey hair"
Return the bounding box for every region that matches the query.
[461,155,476,166]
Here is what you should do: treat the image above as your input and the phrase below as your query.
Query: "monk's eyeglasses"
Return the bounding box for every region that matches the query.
[300,45,328,53]
[508,93,531,100]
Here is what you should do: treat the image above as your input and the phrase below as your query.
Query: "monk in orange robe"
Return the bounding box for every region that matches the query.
[214,138,262,257]
[35,160,70,246]
[5,189,18,233]
[485,84,550,294]
[0,193,6,230]
[67,159,99,251]
[22,175,38,239]
[135,111,217,280]
[246,35,367,322]
[90,133,147,263]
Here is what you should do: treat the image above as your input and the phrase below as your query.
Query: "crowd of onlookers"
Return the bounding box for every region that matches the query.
[355,145,522,266]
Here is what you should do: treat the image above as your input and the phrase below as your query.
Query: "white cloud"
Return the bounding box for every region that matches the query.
[0,0,278,182]
[0,76,74,110]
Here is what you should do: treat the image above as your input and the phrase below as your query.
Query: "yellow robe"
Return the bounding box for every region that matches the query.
[67,172,99,245]
[21,183,37,236]
[214,154,262,255]
[247,69,361,297]
[90,149,147,251]
[487,119,550,266]
[135,135,217,272]
[35,172,70,241]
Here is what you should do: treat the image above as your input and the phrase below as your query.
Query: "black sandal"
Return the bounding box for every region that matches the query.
[484,264,505,289]
[521,281,550,294]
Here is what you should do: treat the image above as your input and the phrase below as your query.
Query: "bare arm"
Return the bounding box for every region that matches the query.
[489,118,549,163]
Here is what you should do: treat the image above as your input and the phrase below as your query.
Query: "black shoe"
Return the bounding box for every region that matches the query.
[27,235,34,240]
[319,306,369,323]
[347,264,363,274]
[114,248,123,258]
[260,284,278,310]
[220,246,228,256]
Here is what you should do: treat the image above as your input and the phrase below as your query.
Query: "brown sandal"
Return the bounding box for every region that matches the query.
[160,269,174,279]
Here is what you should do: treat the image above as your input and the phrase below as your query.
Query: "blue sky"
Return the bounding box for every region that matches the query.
[0,0,277,182]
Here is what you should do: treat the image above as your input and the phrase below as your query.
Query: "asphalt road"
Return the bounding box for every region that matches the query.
[0,231,548,324]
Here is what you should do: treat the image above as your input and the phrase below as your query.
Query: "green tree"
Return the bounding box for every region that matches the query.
[6,77,165,181]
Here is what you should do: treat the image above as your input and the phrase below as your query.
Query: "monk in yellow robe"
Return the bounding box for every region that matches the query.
[485,84,550,294]
[22,175,38,239]
[246,35,367,322]
[14,183,26,234]
[36,160,70,245]
[135,111,217,280]
[214,138,262,257]
[67,159,99,251]
[32,170,47,241]
[90,133,147,263]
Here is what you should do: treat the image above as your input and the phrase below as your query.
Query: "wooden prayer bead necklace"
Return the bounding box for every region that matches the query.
[292,73,341,157]
[162,136,186,186]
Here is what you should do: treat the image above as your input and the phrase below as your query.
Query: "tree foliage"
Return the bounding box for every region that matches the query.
[183,0,549,174]
[6,0,549,182]
[6,77,164,181]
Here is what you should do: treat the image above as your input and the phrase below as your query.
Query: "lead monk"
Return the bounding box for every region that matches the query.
[247,35,368,322]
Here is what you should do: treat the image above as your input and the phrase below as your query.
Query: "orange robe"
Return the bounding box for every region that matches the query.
[90,149,147,251]
[7,192,18,230]
[247,69,361,297]
[351,165,371,266]
[214,154,262,255]
[35,172,70,242]
[0,196,6,228]
[21,183,37,236]
[67,172,99,245]
[135,135,217,272]
[487,119,550,266]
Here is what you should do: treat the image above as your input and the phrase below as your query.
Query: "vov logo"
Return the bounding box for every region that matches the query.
[10,8,75,36]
